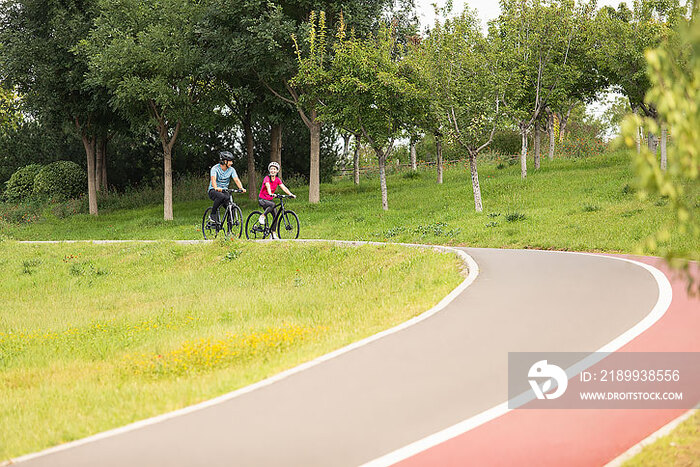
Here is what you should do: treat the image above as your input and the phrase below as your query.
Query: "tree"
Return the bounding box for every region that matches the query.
[0,0,120,215]
[599,0,686,165]
[85,0,213,220]
[294,16,419,210]
[244,0,403,204]
[0,85,22,133]
[498,0,592,178]
[200,0,292,200]
[621,2,699,292]
[411,10,507,211]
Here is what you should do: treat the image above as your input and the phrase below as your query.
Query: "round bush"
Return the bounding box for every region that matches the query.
[3,164,42,202]
[33,161,87,200]
[490,129,522,156]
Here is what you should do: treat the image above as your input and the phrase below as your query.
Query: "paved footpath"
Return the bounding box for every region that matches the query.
[11,247,696,467]
[397,254,699,467]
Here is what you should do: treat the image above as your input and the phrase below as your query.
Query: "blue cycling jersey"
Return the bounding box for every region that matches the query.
[208,164,237,191]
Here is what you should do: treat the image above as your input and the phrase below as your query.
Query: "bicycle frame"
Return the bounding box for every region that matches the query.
[260,196,292,237]
[217,190,241,226]
[270,197,287,227]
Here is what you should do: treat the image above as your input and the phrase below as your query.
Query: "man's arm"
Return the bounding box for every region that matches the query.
[211,175,221,191]
[232,176,246,192]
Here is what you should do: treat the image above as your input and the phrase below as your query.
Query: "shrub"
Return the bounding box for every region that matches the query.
[0,200,42,224]
[3,164,42,202]
[505,212,527,222]
[50,197,86,218]
[33,161,87,200]
[490,128,522,156]
[559,122,606,158]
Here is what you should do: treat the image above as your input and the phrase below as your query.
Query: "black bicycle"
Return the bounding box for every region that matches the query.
[202,188,244,240]
[245,195,300,240]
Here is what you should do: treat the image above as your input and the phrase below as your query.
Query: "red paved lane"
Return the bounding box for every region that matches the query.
[399,256,699,467]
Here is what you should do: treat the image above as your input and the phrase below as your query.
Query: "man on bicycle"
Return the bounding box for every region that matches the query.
[208,151,246,224]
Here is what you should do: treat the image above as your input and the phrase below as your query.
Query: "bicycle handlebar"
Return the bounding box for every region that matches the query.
[222,188,244,193]
[273,194,296,199]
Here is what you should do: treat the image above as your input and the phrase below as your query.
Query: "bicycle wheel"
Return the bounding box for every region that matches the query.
[277,210,300,239]
[202,206,225,240]
[245,210,270,239]
[202,207,217,240]
[228,205,243,239]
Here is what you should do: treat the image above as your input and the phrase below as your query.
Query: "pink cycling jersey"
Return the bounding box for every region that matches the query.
[259,176,283,200]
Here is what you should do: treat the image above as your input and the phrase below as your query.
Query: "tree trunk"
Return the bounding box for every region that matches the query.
[636,126,642,154]
[270,123,282,176]
[660,124,667,171]
[534,121,541,170]
[75,117,98,216]
[308,111,321,204]
[150,101,179,220]
[80,134,98,216]
[435,133,443,184]
[520,122,528,179]
[547,112,555,160]
[378,149,389,211]
[353,135,360,186]
[163,144,173,221]
[647,131,657,155]
[95,137,104,192]
[100,137,108,190]
[558,107,572,143]
[244,111,256,201]
[157,121,180,221]
[468,150,483,212]
[342,133,351,161]
[410,138,417,171]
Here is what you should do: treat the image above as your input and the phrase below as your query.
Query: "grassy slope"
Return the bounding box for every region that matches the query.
[2,151,696,260]
[0,241,461,459]
[623,411,699,466]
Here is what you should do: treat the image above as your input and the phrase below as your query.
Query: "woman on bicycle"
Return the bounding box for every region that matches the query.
[257,161,295,239]
[208,151,246,224]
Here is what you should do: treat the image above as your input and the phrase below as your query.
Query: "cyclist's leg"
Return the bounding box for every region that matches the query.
[258,199,276,225]
[209,190,228,222]
[270,205,280,231]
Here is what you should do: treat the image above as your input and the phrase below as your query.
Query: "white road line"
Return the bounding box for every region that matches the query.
[361,251,673,467]
[7,239,479,466]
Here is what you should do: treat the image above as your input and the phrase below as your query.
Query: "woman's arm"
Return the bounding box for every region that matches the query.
[280,183,295,197]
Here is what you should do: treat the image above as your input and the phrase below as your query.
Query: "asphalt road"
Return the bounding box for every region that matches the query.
[15,248,661,467]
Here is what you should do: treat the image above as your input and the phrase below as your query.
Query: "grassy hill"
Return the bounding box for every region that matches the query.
[2,150,697,260]
[0,240,461,459]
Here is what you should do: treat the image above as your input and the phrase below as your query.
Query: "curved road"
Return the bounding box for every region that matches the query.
[13,247,667,466]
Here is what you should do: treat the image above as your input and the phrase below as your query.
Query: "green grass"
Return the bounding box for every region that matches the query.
[0,240,462,460]
[0,150,697,460]
[1,151,696,259]
[622,410,699,467]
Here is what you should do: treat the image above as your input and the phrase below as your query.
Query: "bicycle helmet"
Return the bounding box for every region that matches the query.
[219,151,234,163]
[268,161,280,172]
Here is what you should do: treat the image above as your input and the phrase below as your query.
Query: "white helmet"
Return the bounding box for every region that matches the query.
[268,161,280,171]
